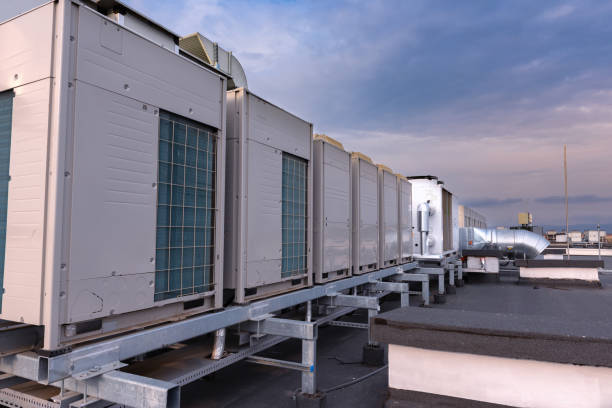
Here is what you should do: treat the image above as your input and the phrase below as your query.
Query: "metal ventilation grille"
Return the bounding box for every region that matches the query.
[0,91,13,312]
[281,153,307,278]
[155,111,216,301]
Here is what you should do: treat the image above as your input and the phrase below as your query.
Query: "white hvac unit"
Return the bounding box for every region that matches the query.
[0,1,227,351]
[397,176,413,264]
[586,230,606,244]
[225,88,313,303]
[312,135,351,284]
[409,176,459,260]
[351,153,379,274]
[378,165,399,267]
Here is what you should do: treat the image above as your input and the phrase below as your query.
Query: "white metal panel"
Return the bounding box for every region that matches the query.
[380,170,399,264]
[411,179,443,256]
[0,3,54,92]
[66,272,156,323]
[355,159,378,268]
[452,194,459,252]
[0,79,51,324]
[245,141,282,287]
[321,142,351,274]
[398,179,412,260]
[68,83,157,305]
[122,12,176,51]
[75,7,223,129]
[247,91,311,161]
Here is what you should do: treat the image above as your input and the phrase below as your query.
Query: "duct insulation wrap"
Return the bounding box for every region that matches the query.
[461,228,549,259]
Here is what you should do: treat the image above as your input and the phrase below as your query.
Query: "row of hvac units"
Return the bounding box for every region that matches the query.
[547,230,607,244]
[0,1,458,351]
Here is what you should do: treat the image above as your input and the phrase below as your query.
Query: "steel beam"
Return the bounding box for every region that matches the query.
[246,356,313,372]
[61,370,179,408]
[391,273,430,306]
[327,321,368,330]
[22,262,415,384]
[241,318,317,340]
[367,281,410,307]
[318,294,379,310]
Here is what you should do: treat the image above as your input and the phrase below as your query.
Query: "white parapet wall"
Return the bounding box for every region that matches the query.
[519,266,599,282]
[388,345,612,408]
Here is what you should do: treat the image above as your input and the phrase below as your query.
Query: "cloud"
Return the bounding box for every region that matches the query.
[463,198,524,208]
[113,0,612,227]
[539,5,575,21]
[534,195,612,204]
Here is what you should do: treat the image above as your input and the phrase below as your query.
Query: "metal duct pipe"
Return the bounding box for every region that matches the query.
[211,328,226,360]
[460,228,550,259]
[417,201,432,255]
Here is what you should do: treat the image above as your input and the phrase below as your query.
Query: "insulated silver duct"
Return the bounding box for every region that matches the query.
[417,201,432,255]
[460,228,549,259]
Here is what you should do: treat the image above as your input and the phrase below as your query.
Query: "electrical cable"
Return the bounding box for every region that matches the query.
[322,364,387,393]
[292,363,388,399]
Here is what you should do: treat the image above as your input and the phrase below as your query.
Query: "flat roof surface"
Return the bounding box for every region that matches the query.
[179,259,612,407]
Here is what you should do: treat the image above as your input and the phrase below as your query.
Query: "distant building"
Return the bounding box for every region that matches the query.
[518,212,533,227]
[568,231,583,243]
[585,230,607,243]
[458,205,487,228]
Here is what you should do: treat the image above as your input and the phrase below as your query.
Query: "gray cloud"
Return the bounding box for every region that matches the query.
[122,0,612,227]
[534,195,612,204]
[464,198,524,208]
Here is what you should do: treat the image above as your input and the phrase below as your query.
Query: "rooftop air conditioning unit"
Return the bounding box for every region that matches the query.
[312,134,352,284]
[224,88,313,303]
[0,1,226,351]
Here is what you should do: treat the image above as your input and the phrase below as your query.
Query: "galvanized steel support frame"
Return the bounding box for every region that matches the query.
[0,262,420,407]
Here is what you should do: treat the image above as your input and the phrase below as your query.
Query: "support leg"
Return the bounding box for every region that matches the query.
[456,262,464,287]
[295,339,326,407]
[301,339,317,395]
[422,279,430,306]
[363,309,385,366]
[434,273,446,304]
[447,265,456,294]
[400,284,409,307]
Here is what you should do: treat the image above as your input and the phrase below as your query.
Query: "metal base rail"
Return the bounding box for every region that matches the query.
[0,262,421,407]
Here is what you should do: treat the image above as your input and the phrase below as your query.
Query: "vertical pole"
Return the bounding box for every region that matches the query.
[368,308,378,346]
[301,339,317,395]
[564,144,570,260]
[306,301,312,323]
[400,284,409,307]
[598,224,601,261]
[438,273,445,295]
[448,265,455,287]
[422,279,430,306]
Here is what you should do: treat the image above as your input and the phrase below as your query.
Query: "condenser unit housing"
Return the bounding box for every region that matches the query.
[397,175,413,264]
[225,88,313,303]
[351,153,379,274]
[378,165,399,267]
[312,135,352,284]
[0,1,227,350]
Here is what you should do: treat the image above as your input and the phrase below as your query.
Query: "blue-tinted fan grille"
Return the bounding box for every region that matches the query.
[281,153,307,278]
[0,91,13,312]
[155,111,216,301]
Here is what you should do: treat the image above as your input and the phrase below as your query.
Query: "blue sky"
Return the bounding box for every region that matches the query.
[4,0,612,230]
